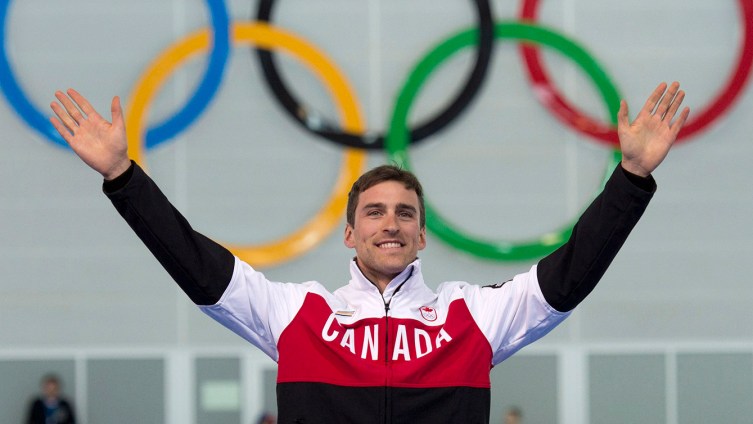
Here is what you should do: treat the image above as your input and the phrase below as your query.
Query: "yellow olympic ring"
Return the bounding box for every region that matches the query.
[126,22,367,267]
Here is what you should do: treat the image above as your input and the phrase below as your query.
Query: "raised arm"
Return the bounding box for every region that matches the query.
[537,82,689,312]
[49,89,234,305]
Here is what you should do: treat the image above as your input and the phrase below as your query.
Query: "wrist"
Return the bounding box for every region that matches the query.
[103,159,132,181]
[620,160,650,178]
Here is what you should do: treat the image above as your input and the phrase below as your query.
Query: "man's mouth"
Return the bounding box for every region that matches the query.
[377,241,403,249]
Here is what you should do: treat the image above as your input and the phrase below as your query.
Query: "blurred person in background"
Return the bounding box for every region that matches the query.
[503,406,522,424]
[26,373,76,424]
[256,412,277,424]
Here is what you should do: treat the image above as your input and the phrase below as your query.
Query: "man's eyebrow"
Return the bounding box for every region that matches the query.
[361,202,386,210]
[396,203,417,213]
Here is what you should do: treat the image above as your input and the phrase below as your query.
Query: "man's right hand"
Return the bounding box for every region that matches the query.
[50,88,131,181]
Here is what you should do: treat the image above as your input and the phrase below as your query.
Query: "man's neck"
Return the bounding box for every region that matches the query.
[353,260,399,294]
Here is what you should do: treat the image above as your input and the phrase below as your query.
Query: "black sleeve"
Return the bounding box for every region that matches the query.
[104,161,235,305]
[537,164,655,312]
[61,399,77,424]
[27,399,43,424]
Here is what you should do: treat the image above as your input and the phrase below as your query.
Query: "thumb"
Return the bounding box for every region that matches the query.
[111,96,124,129]
[617,99,629,130]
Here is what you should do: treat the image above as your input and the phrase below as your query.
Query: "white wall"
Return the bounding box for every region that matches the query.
[1,0,751,422]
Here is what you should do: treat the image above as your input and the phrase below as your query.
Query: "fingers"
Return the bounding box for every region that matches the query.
[53,89,88,127]
[50,93,79,135]
[49,115,74,145]
[669,106,691,138]
[67,88,99,119]
[638,82,668,120]
[51,88,102,131]
[663,88,685,122]
[653,81,681,119]
[653,82,689,138]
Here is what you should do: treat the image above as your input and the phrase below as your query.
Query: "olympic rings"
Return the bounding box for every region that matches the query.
[518,0,753,146]
[126,22,366,267]
[253,0,495,150]
[0,0,229,150]
[144,0,229,148]
[386,21,622,260]
[3,3,750,265]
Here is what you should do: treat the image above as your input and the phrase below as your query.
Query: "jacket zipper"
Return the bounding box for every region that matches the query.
[381,268,412,424]
[383,300,391,424]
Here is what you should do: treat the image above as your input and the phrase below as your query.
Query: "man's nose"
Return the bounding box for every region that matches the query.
[382,212,400,232]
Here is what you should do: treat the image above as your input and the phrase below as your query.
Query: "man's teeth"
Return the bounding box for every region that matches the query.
[379,242,401,248]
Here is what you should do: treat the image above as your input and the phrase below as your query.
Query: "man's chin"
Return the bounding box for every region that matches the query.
[379,259,412,275]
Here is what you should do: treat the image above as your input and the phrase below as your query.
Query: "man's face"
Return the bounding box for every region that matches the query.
[344,180,426,288]
[42,381,60,399]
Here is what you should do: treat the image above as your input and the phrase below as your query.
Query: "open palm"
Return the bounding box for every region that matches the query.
[50,89,131,180]
[617,82,690,177]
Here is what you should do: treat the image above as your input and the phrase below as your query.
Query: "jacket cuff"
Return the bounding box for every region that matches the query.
[102,160,136,194]
[618,163,656,193]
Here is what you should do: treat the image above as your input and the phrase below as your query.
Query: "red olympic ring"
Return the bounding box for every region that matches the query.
[518,0,753,146]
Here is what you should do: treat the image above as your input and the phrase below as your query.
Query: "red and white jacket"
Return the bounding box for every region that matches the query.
[104,162,655,423]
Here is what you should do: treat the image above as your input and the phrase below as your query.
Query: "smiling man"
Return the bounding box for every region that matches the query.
[50,81,688,423]
[345,170,427,291]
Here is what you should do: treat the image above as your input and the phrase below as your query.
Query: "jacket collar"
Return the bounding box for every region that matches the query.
[349,257,424,302]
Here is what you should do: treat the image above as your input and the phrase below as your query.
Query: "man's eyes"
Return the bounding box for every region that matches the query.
[364,209,415,218]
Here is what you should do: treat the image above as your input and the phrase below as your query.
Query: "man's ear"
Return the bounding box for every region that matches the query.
[418,226,427,251]
[344,224,355,248]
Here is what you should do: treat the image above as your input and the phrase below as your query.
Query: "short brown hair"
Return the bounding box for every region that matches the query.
[346,165,425,228]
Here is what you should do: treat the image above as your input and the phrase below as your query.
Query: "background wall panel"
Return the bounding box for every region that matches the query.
[1,0,751,422]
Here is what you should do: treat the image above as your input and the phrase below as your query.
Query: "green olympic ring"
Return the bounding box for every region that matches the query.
[386,21,622,261]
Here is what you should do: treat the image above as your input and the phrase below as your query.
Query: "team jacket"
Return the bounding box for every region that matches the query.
[104,162,655,424]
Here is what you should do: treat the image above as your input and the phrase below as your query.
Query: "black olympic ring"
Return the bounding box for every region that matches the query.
[252,0,494,149]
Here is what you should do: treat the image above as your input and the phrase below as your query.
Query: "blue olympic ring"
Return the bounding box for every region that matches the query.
[0,0,229,150]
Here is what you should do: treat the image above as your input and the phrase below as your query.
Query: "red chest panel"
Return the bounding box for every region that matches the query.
[276,293,492,388]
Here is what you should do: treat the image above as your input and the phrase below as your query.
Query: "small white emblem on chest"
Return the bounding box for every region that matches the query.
[419,306,437,321]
